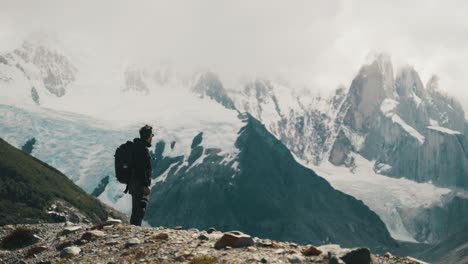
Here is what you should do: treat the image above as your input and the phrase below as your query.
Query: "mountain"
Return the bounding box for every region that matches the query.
[0,137,121,226]
[0,40,77,106]
[1,37,467,250]
[147,114,396,250]
[226,54,468,245]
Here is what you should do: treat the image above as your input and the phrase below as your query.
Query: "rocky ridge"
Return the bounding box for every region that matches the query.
[0,222,426,264]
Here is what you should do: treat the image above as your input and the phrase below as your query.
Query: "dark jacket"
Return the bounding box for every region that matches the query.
[128,138,152,195]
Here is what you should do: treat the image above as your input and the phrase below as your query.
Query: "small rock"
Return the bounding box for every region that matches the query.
[153,233,169,240]
[26,245,48,258]
[105,240,119,246]
[106,218,122,225]
[274,249,285,254]
[207,227,216,234]
[261,258,268,263]
[81,230,106,241]
[189,228,199,232]
[103,225,113,231]
[302,245,322,256]
[384,252,393,258]
[62,226,82,235]
[173,226,183,230]
[60,246,81,258]
[214,232,254,249]
[56,240,74,251]
[126,238,141,247]
[197,234,209,241]
[257,240,274,248]
[175,250,192,261]
[48,211,67,223]
[247,246,257,252]
[288,254,305,263]
[340,248,371,264]
[405,256,428,264]
[289,243,298,248]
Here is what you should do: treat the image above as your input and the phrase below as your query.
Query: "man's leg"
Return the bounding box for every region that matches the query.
[130,193,146,226]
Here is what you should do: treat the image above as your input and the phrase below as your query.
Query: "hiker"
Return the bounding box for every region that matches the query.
[128,125,154,226]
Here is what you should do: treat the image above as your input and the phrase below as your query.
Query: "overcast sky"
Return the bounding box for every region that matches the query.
[1,0,468,108]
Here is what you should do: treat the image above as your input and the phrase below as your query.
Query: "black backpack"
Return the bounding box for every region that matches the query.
[114,141,134,185]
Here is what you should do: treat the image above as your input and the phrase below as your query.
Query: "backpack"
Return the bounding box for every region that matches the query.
[114,141,134,185]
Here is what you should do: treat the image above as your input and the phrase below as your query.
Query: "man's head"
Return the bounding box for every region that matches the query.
[139,125,154,144]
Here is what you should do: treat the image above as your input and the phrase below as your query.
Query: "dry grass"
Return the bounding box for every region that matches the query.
[189,255,217,264]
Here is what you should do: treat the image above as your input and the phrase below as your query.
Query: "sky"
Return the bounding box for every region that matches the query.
[1,0,468,108]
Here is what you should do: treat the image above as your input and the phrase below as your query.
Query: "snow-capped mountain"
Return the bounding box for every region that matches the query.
[221,53,468,244]
[1,37,467,250]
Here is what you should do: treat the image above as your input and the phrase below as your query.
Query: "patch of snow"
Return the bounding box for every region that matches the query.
[392,115,425,144]
[427,126,461,135]
[412,92,422,107]
[312,155,452,242]
[375,163,392,174]
[380,99,399,117]
[341,126,366,151]
[380,99,425,144]
[429,119,439,126]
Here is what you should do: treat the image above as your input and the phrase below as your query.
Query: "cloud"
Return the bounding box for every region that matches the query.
[1,0,468,109]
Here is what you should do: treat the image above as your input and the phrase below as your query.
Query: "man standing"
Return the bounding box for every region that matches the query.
[128,125,153,226]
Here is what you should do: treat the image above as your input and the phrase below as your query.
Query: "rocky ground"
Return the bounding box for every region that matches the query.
[0,221,427,264]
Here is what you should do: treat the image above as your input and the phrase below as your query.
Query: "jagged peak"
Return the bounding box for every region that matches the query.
[364,51,393,75]
[426,74,440,91]
[395,64,425,98]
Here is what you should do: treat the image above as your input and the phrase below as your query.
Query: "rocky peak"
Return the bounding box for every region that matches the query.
[191,71,236,110]
[243,79,273,103]
[342,53,396,132]
[426,75,439,91]
[395,65,425,100]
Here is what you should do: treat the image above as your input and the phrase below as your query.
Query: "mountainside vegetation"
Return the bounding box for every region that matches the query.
[0,138,119,226]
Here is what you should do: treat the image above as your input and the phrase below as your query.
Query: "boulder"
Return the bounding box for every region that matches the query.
[214,232,254,250]
[60,246,81,258]
[301,245,322,256]
[126,238,141,247]
[152,233,169,240]
[62,226,82,235]
[26,245,48,258]
[340,248,372,264]
[81,230,106,241]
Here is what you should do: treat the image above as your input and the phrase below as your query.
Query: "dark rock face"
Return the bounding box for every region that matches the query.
[398,194,468,244]
[21,137,36,155]
[31,87,40,105]
[342,55,396,133]
[145,115,396,251]
[91,176,109,197]
[420,224,468,264]
[192,72,236,110]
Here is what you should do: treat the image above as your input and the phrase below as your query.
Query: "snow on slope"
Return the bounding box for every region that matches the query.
[0,86,244,216]
[427,126,461,135]
[380,99,425,144]
[312,155,452,242]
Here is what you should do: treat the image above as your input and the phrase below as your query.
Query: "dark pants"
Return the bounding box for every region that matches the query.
[130,193,147,226]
